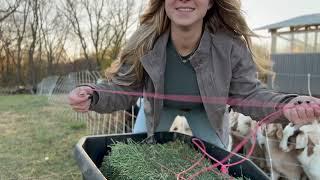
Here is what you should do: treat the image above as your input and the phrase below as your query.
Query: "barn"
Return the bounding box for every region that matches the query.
[256,13,320,96]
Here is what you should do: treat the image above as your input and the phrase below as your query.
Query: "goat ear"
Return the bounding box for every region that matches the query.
[276,128,283,139]
[307,137,315,156]
[296,134,308,149]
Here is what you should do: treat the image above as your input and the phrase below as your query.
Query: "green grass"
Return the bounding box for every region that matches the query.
[0,95,87,180]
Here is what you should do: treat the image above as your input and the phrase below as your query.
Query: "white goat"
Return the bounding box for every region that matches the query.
[169,115,193,136]
[280,121,320,180]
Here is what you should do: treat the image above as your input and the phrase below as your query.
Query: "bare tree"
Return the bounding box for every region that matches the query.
[0,37,14,84]
[0,42,5,82]
[0,0,21,22]
[61,0,135,71]
[27,0,40,91]
[0,0,141,87]
[0,19,18,85]
[12,0,30,85]
[61,0,91,69]
[81,0,113,70]
[40,2,69,76]
[108,0,135,61]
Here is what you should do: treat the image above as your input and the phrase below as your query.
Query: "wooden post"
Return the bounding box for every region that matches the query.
[315,26,319,52]
[269,29,277,89]
[271,29,277,54]
[304,26,309,52]
[290,27,295,53]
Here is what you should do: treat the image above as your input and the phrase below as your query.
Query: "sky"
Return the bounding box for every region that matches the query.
[242,0,320,32]
[134,0,320,39]
[72,0,320,56]
[239,0,320,46]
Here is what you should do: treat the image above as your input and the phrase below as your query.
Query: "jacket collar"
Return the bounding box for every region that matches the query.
[140,29,212,83]
[189,29,211,68]
[140,31,169,84]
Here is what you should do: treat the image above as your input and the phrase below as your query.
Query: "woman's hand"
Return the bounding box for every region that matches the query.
[283,96,320,125]
[68,86,94,112]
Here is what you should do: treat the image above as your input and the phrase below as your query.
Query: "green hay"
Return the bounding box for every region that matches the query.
[100,139,235,180]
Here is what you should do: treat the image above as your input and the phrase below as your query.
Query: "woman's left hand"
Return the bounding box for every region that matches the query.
[283,96,320,125]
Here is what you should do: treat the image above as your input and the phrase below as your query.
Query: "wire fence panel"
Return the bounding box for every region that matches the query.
[36,71,136,135]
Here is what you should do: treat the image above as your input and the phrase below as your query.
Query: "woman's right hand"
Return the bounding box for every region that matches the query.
[68,86,94,112]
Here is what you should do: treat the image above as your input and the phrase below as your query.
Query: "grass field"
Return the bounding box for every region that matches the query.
[0,95,87,179]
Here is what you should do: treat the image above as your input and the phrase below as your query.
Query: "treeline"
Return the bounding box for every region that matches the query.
[0,0,271,89]
[0,0,143,88]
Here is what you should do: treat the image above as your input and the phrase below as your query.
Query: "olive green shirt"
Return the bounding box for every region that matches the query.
[164,37,203,109]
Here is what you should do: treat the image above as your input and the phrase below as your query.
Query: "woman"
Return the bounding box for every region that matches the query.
[68,0,320,149]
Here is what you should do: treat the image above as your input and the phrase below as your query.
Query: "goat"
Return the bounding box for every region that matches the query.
[280,121,320,180]
[263,123,304,180]
[229,110,267,172]
[169,115,193,136]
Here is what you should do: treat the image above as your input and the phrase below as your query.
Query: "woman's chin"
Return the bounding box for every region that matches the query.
[172,21,198,29]
[171,18,203,30]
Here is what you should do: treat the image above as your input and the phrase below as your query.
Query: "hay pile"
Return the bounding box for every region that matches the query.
[100,139,234,179]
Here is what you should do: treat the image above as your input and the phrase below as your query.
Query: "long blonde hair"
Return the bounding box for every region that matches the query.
[106,0,272,83]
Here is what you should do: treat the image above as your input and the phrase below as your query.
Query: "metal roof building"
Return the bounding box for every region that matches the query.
[256,14,320,96]
[256,13,320,31]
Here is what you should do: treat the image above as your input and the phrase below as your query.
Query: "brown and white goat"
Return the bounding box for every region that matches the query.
[280,121,320,180]
[229,110,267,172]
[263,123,304,180]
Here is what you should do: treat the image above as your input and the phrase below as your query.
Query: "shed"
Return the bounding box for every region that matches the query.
[256,13,320,96]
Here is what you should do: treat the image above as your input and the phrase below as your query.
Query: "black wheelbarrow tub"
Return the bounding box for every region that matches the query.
[74,132,269,180]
